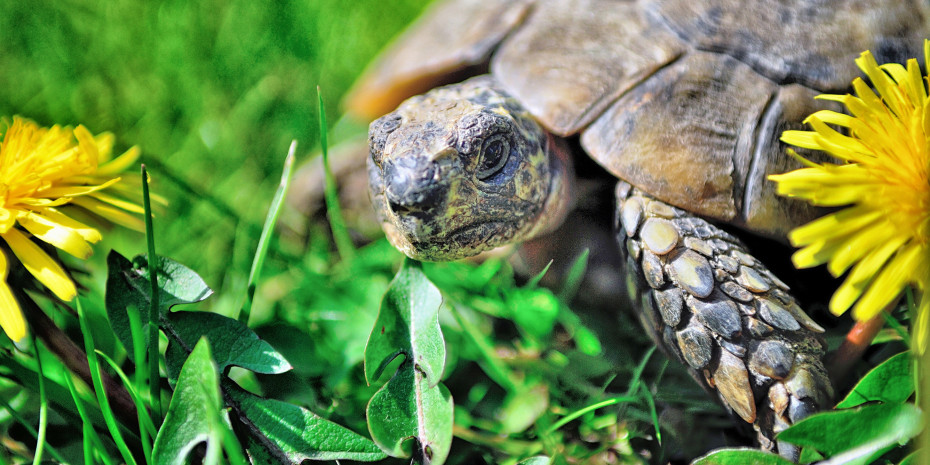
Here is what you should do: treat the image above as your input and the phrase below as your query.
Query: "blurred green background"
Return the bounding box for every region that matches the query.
[0,0,429,290]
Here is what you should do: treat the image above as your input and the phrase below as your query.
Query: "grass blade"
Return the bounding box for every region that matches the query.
[76,298,138,465]
[126,298,154,460]
[63,372,116,465]
[524,260,553,289]
[625,346,656,397]
[0,377,65,463]
[641,383,661,445]
[141,164,162,420]
[542,395,638,436]
[448,303,520,392]
[239,140,297,325]
[318,87,355,263]
[31,335,48,465]
[558,249,589,302]
[96,350,159,444]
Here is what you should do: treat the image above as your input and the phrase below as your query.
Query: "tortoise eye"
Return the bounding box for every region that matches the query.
[477,136,509,181]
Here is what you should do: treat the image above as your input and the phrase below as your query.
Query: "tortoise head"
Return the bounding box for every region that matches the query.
[368,76,572,261]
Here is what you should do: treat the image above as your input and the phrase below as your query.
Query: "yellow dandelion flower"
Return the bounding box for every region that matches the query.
[769,42,930,350]
[0,116,145,343]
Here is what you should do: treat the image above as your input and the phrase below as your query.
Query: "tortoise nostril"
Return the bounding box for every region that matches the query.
[388,199,413,214]
[383,158,444,213]
[385,185,443,213]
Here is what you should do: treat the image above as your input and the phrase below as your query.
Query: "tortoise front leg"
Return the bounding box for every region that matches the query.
[614,181,833,459]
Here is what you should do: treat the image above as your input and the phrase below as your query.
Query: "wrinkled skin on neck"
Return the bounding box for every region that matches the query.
[368,76,572,261]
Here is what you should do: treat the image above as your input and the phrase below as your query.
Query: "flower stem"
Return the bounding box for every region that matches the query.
[828,313,886,383]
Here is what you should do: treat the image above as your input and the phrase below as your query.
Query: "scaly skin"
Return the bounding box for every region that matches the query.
[616,182,832,457]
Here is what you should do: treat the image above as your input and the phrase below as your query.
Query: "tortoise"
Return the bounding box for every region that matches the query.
[344,0,930,458]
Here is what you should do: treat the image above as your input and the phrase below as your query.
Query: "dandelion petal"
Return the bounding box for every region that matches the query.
[0,251,26,342]
[2,228,76,301]
[19,214,93,259]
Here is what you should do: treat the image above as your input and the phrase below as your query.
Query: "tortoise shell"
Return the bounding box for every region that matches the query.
[346,0,929,238]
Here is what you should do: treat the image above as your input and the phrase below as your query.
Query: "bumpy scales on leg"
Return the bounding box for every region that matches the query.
[616,181,833,457]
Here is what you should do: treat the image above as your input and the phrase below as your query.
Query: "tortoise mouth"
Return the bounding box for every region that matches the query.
[445,220,508,248]
[385,203,510,251]
[396,219,512,262]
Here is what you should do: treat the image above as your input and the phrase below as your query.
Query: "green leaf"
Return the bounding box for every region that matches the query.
[161,316,382,462]
[507,287,560,340]
[105,250,213,358]
[692,448,796,465]
[225,384,386,462]
[153,338,229,465]
[465,258,505,289]
[367,365,454,463]
[555,307,602,357]
[558,248,589,302]
[836,351,914,408]
[497,382,549,434]
[365,261,453,463]
[570,325,602,356]
[365,261,445,386]
[164,311,292,386]
[778,402,923,464]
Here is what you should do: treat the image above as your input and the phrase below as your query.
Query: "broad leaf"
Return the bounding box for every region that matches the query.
[164,310,292,386]
[365,261,445,386]
[225,384,386,462]
[153,338,228,465]
[778,402,923,464]
[365,261,453,463]
[367,364,454,463]
[836,351,914,408]
[692,448,796,465]
[105,251,213,358]
[150,279,379,462]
